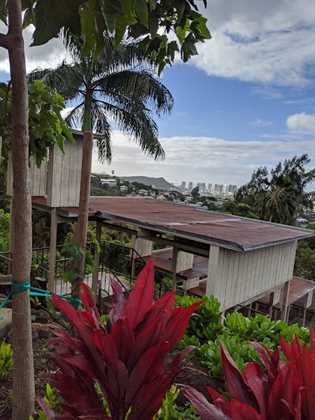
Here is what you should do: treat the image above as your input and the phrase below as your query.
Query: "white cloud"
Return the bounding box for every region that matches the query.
[0,2,313,87]
[249,119,272,128]
[61,107,74,120]
[192,0,315,86]
[287,113,315,133]
[92,130,315,186]
[0,25,66,74]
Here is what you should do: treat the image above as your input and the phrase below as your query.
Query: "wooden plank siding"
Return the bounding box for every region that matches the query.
[7,153,48,197]
[206,241,297,311]
[7,137,83,208]
[47,139,83,207]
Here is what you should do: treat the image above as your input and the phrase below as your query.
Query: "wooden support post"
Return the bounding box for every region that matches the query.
[9,196,14,274]
[48,208,57,293]
[130,234,137,282]
[303,290,313,327]
[268,291,275,318]
[171,247,178,291]
[281,281,290,322]
[92,222,102,295]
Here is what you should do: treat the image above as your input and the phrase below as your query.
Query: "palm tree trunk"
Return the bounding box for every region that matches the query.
[7,0,35,418]
[73,95,93,278]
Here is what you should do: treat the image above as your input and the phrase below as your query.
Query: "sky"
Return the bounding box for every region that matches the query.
[0,0,315,187]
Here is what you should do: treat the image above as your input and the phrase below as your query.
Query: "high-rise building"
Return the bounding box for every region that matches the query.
[188,181,193,191]
[207,183,212,193]
[197,182,206,194]
[227,184,238,193]
[214,184,224,194]
[180,181,186,191]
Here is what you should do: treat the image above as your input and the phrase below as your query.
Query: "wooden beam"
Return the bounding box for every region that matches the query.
[92,222,102,295]
[171,247,178,291]
[281,281,290,322]
[206,245,220,300]
[303,290,313,326]
[130,234,137,282]
[48,208,58,293]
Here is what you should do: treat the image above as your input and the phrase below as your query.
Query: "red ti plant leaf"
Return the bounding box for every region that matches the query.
[185,334,315,420]
[123,258,155,328]
[183,385,230,420]
[220,345,257,407]
[50,260,200,420]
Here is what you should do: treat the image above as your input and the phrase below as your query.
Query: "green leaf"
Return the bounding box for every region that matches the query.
[0,0,7,24]
[181,33,198,61]
[176,19,190,44]
[80,1,98,55]
[135,0,148,26]
[32,0,84,46]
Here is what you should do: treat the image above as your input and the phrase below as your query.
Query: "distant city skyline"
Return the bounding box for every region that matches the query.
[178,180,238,194]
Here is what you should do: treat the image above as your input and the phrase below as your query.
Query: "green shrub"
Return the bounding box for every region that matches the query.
[200,334,260,379]
[224,312,310,348]
[155,385,198,419]
[175,297,310,381]
[176,295,222,343]
[36,384,60,420]
[0,342,13,380]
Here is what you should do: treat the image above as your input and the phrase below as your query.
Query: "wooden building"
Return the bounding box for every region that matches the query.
[31,196,315,318]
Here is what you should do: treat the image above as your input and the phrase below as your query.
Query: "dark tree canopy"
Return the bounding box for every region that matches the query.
[0,0,210,73]
[235,155,315,225]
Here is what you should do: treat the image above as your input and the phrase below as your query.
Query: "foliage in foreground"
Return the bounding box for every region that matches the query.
[0,342,13,380]
[49,260,201,419]
[184,333,315,419]
[0,80,73,166]
[154,385,198,420]
[176,296,309,379]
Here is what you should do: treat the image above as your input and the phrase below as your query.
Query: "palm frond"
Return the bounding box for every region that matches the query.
[28,63,83,101]
[65,103,84,129]
[96,100,165,160]
[96,70,173,115]
[91,100,112,163]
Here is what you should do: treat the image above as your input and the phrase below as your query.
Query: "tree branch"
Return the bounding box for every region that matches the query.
[0,33,9,49]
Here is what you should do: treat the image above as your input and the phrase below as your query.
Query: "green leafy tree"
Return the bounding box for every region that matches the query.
[235,155,315,225]
[222,199,258,219]
[191,186,200,201]
[0,1,210,417]
[0,80,72,166]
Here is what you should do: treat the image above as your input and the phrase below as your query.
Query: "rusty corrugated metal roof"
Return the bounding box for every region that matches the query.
[50,196,315,252]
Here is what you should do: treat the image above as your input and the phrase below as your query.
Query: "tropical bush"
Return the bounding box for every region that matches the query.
[48,260,201,419]
[184,333,315,419]
[0,342,13,380]
[36,384,60,420]
[155,385,198,420]
[176,295,222,345]
[176,298,309,379]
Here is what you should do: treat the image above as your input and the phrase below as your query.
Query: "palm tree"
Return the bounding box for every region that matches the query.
[30,40,173,274]
[236,155,315,225]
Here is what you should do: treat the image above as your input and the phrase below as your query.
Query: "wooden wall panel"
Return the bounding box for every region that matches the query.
[206,241,297,311]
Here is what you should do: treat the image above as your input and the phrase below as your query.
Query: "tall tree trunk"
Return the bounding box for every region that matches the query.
[73,131,93,275]
[7,0,35,418]
[73,95,93,278]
